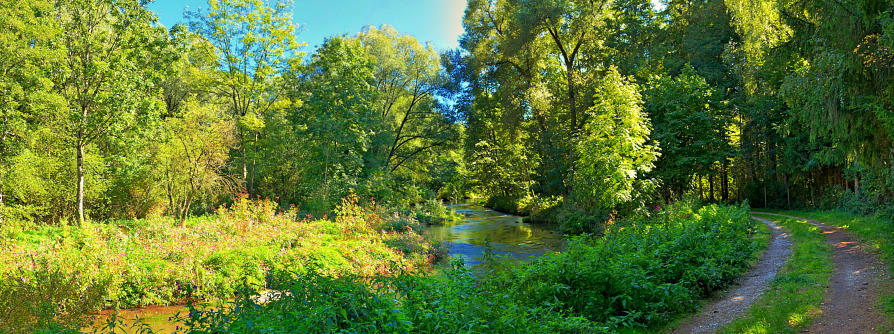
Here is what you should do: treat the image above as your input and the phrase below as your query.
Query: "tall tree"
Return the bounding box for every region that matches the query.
[357,26,454,173]
[187,0,302,196]
[54,0,168,225]
[0,0,63,224]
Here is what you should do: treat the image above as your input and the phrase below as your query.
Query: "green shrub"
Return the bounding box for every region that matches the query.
[506,204,757,329]
[0,261,108,333]
[180,272,410,333]
[178,204,757,333]
[409,199,459,225]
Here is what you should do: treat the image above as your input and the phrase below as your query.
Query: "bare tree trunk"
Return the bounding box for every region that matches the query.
[250,132,257,197]
[567,65,577,133]
[709,173,716,202]
[784,173,790,208]
[180,198,191,228]
[0,181,4,227]
[698,175,703,201]
[77,143,86,226]
[721,163,729,202]
[240,128,248,195]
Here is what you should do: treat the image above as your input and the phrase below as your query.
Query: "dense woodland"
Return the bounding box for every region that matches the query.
[2,0,894,332]
[3,0,894,230]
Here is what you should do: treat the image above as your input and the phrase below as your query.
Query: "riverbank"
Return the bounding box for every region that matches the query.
[0,195,441,333]
[177,203,762,332]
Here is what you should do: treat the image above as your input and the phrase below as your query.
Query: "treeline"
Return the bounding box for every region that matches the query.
[0,0,463,226]
[453,0,894,226]
[4,0,893,228]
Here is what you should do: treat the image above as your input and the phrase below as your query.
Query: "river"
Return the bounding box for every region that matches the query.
[87,203,564,332]
[427,203,565,265]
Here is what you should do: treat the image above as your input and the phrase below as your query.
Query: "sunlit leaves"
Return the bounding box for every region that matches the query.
[574,68,656,210]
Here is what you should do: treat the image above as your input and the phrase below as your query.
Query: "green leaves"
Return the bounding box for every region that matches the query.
[644,66,733,199]
[574,68,657,211]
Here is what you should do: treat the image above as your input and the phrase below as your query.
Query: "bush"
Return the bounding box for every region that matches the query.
[179,272,410,333]
[176,204,758,333]
[0,195,437,333]
[410,199,459,225]
[506,204,758,328]
[0,260,108,333]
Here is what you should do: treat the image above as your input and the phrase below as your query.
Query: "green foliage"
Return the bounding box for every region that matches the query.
[173,204,757,333]
[0,196,437,332]
[644,66,734,200]
[507,205,759,328]
[0,260,108,333]
[573,68,657,212]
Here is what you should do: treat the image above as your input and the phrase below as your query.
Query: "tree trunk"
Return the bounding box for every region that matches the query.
[180,199,191,228]
[784,173,790,208]
[240,128,248,195]
[0,181,4,227]
[77,143,86,226]
[567,65,577,133]
[698,175,703,201]
[721,163,729,202]
[250,131,258,197]
[709,173,716,202]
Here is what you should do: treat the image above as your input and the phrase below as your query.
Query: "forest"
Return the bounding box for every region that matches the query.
[1,0,894,333]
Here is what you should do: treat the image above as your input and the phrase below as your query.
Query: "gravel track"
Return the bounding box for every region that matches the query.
[755,212,893,333]
[670,216,792,333]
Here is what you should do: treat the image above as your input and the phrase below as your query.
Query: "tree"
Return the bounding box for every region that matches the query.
[187,0,302,196]
[573,68,657,211]
[54,0,168,225]
[287,36,379,212]
[0,0,63,224]
[357,26,454,173]
[160,101,235,226]
[158,30,235,225]
[513,0,613,134]
[644,66,733,200]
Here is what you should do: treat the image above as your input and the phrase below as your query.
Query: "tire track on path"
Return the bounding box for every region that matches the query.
[671,216,791,333]
[754,212,892,333]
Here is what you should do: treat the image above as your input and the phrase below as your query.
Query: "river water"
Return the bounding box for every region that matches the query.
[88,203,564,332]
[427,203,565,265]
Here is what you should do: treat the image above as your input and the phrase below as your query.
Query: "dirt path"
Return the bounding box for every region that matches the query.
[755,212,893,333]
[671,216,792,334]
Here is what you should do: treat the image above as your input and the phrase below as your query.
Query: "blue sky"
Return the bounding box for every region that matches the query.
[149,1,666,52]
[148,0,468,52]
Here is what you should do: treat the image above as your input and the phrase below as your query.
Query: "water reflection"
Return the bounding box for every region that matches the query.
[87,305,188,333]
[426,204,565,265]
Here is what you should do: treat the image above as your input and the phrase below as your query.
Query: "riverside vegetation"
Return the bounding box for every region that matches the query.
[141,204,762,333]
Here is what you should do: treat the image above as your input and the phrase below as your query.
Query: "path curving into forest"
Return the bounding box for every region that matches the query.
[671,216,792,334]
[755,212,893,333]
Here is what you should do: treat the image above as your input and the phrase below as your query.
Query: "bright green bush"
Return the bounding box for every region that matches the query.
[504,204,758,328]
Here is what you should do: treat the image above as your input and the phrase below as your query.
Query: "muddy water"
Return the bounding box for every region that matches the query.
[86,305,189,333]
[89,203,563,332]
[426,203,565,266]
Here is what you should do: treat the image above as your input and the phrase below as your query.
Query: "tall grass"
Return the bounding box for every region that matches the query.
[0,194,440,332]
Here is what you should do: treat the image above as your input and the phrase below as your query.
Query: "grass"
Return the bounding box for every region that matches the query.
[772,210,894,317]
[0,194,443,333]
[720,214,833,333]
